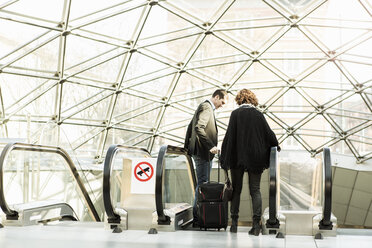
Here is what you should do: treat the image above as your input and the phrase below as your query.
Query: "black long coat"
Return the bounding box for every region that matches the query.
[220,105,278,173]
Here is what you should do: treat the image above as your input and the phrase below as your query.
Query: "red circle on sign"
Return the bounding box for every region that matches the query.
[134,161,154,182]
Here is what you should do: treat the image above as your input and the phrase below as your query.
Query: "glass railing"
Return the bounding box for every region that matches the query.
[102,144,151,224]
[266,147,333,229]
[155,145,196,225]
[279,151,323,211]
[0,142,100,222]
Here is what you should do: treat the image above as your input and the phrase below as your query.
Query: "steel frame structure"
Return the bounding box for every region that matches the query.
[0,0,370,163]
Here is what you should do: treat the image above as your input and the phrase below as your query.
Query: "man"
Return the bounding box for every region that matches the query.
[184,89,228,226]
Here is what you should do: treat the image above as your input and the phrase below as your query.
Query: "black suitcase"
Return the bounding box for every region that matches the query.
[196,155,228,230]
[196,193,228,230]
[197,182,224,202]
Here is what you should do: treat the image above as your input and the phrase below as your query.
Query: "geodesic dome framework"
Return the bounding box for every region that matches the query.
[0,0,371,163]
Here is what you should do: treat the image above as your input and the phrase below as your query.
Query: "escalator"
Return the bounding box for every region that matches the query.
[0,142,101,226]
[154,145,196,231]
[102,143,336,236]
[262,147,337,238]
[102,144,153,231]
[102,144,196,232]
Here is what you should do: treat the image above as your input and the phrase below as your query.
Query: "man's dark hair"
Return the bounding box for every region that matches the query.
[212,89,227,99]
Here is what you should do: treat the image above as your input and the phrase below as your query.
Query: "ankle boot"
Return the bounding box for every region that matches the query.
[248,220,261,236]
[230,218,238,233]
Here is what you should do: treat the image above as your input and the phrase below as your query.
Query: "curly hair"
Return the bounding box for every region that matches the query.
[235,89,258,106]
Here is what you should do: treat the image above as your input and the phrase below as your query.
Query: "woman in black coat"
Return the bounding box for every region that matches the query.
[220,89,279,235]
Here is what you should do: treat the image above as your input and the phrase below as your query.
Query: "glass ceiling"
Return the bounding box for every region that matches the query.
[0,0,370,164]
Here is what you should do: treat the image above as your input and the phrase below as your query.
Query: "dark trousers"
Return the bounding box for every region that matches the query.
[230,168,262,222]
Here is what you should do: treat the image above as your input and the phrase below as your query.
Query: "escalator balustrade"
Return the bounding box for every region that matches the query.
[0,142,100,226]
[262,147,337,238]
[102,144,196,232]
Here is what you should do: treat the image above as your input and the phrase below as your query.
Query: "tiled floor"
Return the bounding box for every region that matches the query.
[0,222,371,248]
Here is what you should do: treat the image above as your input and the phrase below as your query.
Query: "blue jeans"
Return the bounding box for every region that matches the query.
[192,155,213,221]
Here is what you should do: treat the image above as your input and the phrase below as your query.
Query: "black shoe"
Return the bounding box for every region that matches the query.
[248,227,257,235]
[230,225,237,233]
[249,221,261,236]
[253,227,261,236]
[230,217,238,233]
[192,221,200,228]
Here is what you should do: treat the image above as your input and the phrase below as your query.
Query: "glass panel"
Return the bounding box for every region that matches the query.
[278,152,322,211]
[162,153,194,209]
[277,0,318,14]
[2,150,94,220]
[109,147,151,211]
[0,0,371,165]
[164,0,223,22]
[4,0,64,22]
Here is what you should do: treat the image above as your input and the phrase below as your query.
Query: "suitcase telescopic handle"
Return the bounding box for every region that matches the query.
[217,150,221,183]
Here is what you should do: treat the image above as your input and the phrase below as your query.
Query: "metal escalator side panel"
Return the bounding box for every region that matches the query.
[21,201,78,225]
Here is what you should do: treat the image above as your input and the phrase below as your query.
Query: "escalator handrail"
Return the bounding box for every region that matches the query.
[102,144,151,223]
[0,142,100,221]
[320,147,333,229]
[155,145,196,224]
[266,146,280,228]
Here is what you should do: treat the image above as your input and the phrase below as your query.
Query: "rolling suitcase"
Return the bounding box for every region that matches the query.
[196,155,228,231]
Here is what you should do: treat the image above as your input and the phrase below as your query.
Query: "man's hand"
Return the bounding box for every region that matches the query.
[210,146,219,154]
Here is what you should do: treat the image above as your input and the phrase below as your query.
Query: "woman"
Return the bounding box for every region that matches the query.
[220,89,279,235]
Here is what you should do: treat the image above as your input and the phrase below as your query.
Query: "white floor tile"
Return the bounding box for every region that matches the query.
[284,235,317,248]
[0,223,371,248]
